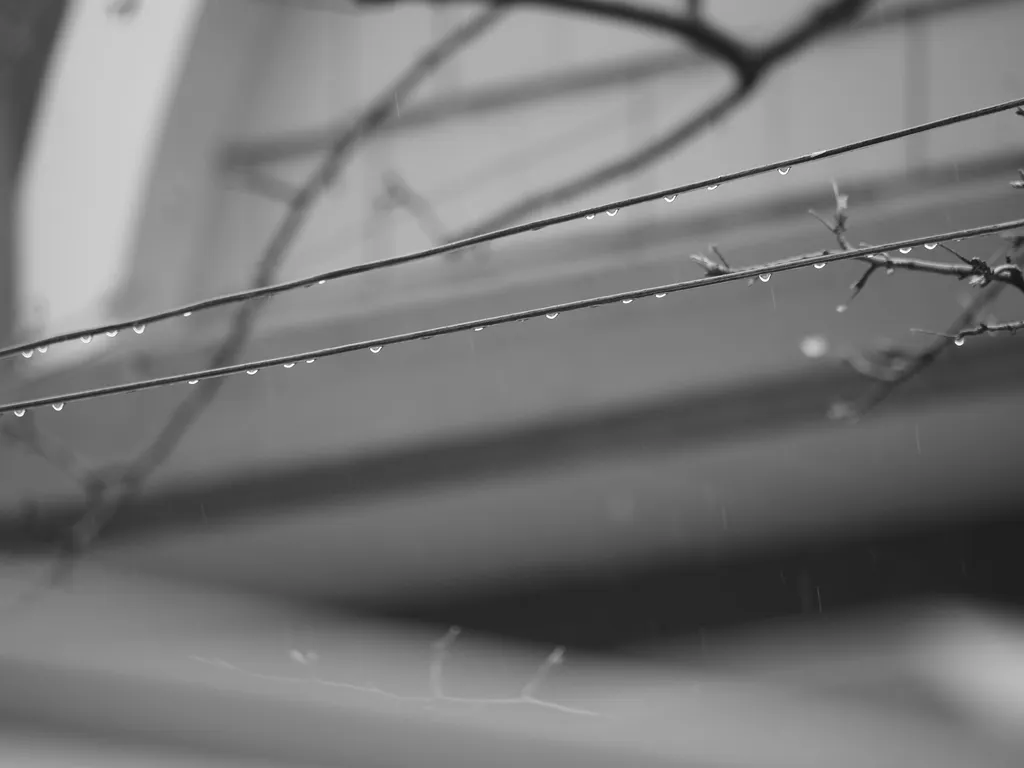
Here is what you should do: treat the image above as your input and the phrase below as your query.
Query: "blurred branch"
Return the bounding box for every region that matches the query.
[442,0,871,245]
[2,6,507,557]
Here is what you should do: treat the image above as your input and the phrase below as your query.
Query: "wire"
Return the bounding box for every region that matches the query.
[2,95,1022,363]
[2,217,1021,416]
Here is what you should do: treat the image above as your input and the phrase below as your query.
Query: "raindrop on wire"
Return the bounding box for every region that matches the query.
[133,323,146,334]
[924,242,938,251]
[655,293,667,299]
[14,409,25,418]
[585,214,595,220]
[246,369,258,375]
[621,298,633,305]
[758,273,771,283]
[707,184,719,191]
[81,334,92,344]
[473,327,483,332]
[899,247,912,254]
[107,330,118,337]
[778,167,791,176]
[21,349,33,359]
[36,346,48,354]
[954,337,965,347]
[52,402,64,412]
[283,362,295,369]
[814,262,826,270]
[606,209,618,217]
[188,379,198,385]
[370,346,382,354]
[664,194,677,203]
[546,312,559,319]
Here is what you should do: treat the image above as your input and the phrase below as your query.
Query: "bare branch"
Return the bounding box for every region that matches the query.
[911,319,1024,341]
[360,0,758,79]
[54,6,508,555]
[442,0,872,246]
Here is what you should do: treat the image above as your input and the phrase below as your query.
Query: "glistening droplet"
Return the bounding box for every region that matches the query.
[545,312,558,319]
[318,280,326,285]
[370,346,382,354]
[954,337,965,346]
[246,368,258,375]
[188,379,198,385]
[707,184,719,191]
[36,346,47,354]
[664,194,677,203]
[52,402,64,412]
[133,323,146,334]
[655,293,667,298]
[81,335,92,344]
[305,359,315,364]
[899,247,912,254]
[606,209,618,217]
[758,273,771,283]
[778,167,791,175]
[585,214,595,220]
[814,263,826,270]
[106,330,118,337]
[621,298,633,305]
[283,362,295,369]
[183,311,192,318]
[14,409,25,418]
[21,350,33,359]
[473,327,483,332]
[924,242,938,250]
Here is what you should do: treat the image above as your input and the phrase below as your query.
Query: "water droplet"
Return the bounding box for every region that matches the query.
[106,330,118,337]
[924,242,938,250]
[606,209,618,217]
[305,358,315,364]
[14,409,25,418]
[800,335,829,359]
[545,312,559,319]
[836,304,848,313]
[899,247,912,254]
[758,273,771,283]
[246,368,258,375]
[621,298,633,304]
[707,184,719,191]
[814,262,826,270]
[36,346,47,354]
[188,379,199,385]
[52,402,64,412]
[318,279,326,285]
[283,362,295,369]
[954,337,965,346]
[183,311,192,318]
[473,327,483,332]
[585,214,595,220]
[370,346,382,354]
[655,293,667,299]
[778,167,791,176]
[133,323,146,334]
[81,334,92,344]
[664,194,677,203]
[21,349,33,358]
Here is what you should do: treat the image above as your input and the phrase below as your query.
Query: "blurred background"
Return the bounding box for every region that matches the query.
[1,0,1024,765]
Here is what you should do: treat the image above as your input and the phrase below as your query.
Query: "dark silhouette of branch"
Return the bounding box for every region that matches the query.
[1,6,507,557]
[440,0,871,245]
[360,0,759,79]
[912,319,1024,341]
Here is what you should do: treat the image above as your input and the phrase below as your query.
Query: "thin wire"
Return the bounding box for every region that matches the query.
[2,217,1020,416]
[2,96,1022,362]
